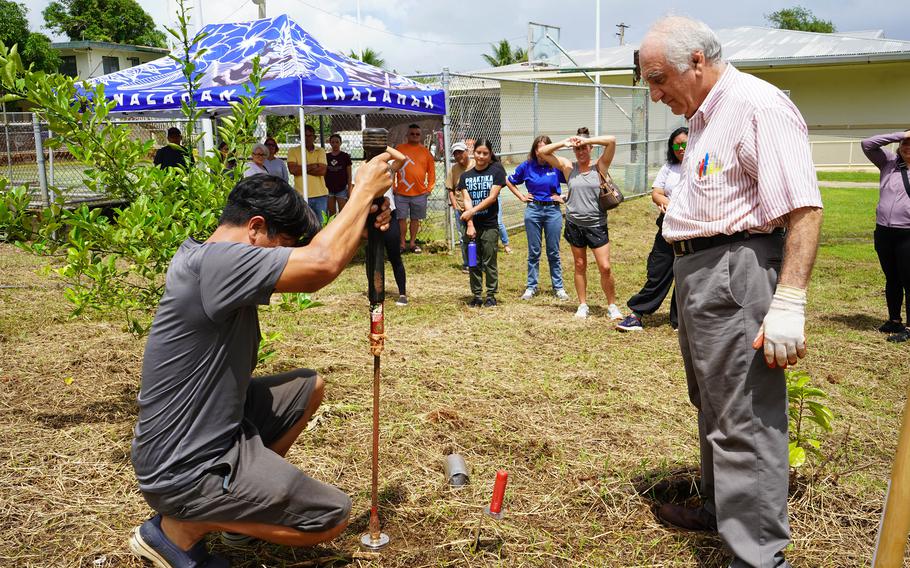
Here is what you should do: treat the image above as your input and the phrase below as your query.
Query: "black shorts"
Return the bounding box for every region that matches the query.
[140,369,351,533]
[564,221,610,249]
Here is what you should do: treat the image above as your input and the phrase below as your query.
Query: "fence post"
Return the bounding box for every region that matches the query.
[532,82,539,140]
[643,93,650,187]
[442,68,455,255]
[594,74,601,139]
[32,113,50,207]
[47,128,55,189]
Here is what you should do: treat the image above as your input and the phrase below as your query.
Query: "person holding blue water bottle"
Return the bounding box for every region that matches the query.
[459,139,506,308]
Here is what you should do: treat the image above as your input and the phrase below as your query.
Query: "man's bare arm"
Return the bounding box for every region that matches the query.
[779,206,823,289]
[306,163,327,176]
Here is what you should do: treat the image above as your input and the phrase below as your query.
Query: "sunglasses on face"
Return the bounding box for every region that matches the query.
[673,142,687,151]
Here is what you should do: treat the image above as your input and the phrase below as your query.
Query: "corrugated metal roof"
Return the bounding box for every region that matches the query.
[469,26,910,75]
[717,26,910,63]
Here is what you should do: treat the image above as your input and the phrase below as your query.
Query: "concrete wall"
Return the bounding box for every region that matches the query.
[747,62,910,140]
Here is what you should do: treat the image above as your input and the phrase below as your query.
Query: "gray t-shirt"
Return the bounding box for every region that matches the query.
[565,162,607,227]
[131,238,293,493]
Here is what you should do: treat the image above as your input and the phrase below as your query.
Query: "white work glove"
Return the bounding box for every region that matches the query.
[752,285,807,369]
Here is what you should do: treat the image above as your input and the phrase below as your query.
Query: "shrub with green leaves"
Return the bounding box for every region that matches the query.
[0,1,272,335]
[787,369,834,468]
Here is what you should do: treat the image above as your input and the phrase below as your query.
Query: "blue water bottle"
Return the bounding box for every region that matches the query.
[467,240,477,268]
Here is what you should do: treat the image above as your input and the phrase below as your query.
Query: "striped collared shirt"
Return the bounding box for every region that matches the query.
[662,65,823,242]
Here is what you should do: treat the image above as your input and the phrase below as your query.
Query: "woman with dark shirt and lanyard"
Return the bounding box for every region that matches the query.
[617,126,688,332]
[539,127,623,321]
[861,129,910,343]
[505,135,570,301]
[459,139,506,308]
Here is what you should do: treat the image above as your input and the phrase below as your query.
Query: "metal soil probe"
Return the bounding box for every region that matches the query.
[361,127,390,551]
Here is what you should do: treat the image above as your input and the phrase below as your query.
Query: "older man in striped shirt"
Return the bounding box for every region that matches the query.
[639,16,824,568]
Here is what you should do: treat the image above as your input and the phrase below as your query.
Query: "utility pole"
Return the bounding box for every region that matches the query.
[253,0,266,19]
[616,22,629,46]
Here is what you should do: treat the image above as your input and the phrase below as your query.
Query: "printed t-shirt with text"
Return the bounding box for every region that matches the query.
[458,163,506,230]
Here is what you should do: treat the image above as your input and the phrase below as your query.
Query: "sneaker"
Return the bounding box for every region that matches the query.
[395,295,408,306]
[461,266,470,274]
[554,288,570,301]
[887,329,910,343]
[469,297,483,307]
[483,297,498,308]
[220,531,256,547]
[607,304,624,321]
[129,514,229,568]
[617,314,643,332]
[520,288,536,301]
[879,320,905,334]
[575,304,589,319]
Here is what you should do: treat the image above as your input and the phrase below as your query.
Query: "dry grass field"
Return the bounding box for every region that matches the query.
[0,188,907,567]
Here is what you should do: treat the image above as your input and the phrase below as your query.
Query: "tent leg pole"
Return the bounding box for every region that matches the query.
[299,107,309,201]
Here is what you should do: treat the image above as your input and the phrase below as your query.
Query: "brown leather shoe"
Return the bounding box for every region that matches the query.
[656,503,717,532]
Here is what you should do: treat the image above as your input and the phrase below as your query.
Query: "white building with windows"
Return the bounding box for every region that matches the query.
[52,41,168,80]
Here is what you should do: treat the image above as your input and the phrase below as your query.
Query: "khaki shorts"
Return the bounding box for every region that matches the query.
[140,369,351,533]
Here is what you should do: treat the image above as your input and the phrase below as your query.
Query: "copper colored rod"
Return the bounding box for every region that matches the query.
[369,354,381,539]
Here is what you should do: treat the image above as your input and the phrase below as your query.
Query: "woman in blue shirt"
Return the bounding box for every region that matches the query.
[505,135,569,301]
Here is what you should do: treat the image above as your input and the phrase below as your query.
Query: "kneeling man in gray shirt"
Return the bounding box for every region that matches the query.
[129,152,401,568]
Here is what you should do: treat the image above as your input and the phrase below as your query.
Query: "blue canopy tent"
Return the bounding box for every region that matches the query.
[86,14,447,197]
[88,14,445,117]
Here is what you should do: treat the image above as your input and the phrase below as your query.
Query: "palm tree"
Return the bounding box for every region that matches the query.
[481,39,528,67]
[348,47,386,69]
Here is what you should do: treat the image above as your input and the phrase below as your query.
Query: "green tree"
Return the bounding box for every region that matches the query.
[766,6,836,33]
[43,0,166,47]
[0,1,60,73]
[0,0,264,334]
[481,39,528,67]
[348,47,385,69]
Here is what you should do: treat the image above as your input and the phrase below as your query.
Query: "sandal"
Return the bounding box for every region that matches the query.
[411,245,422,254]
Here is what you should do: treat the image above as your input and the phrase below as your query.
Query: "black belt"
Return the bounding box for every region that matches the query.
[531,200,560,206]
[672,228,785,257]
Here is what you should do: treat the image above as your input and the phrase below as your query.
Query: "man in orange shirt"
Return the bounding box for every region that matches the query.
[394,124,436,253]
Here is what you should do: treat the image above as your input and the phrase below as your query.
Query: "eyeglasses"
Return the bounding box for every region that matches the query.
[252,152,266,157]
[672,142,687,151]
[265,142,277,147]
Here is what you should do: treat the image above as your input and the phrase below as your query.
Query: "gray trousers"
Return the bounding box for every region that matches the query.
[674,234,791,568]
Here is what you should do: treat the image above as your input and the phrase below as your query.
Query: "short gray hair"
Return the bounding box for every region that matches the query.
[645,16,723,73]
[251,143,269,157]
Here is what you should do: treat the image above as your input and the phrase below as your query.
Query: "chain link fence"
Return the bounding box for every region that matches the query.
[430,72,682,251]
[3,74,683,252]
[1,110,203,208]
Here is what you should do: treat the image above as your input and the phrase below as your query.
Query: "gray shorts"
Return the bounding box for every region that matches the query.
[394,192,429,220]
[140,369,351,533]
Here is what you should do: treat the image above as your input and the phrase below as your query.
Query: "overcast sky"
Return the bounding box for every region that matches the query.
[21,0,910,74]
